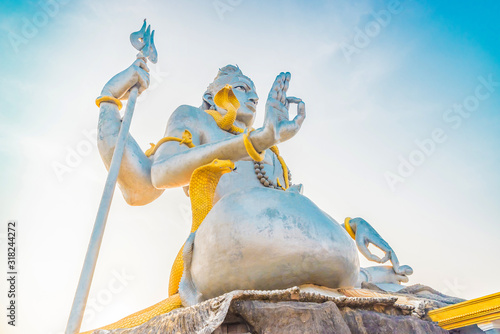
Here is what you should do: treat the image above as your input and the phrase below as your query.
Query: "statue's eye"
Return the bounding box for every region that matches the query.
[234,86,246,92]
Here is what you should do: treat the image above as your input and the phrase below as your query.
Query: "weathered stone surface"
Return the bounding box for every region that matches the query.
[95,285,462,334]
[215,300,452,334]
[230,300,351,334]
[340,306,448,334]
[361,282,467,321]
[212,322,251,334]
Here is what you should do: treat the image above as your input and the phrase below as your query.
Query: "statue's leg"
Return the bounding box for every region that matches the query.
[179,232,204,306]
[190,187,360,300]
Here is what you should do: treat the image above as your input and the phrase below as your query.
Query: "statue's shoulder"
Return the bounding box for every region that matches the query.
[169,105,213,126]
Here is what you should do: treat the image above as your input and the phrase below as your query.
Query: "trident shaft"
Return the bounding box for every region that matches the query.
[65,20,157,334]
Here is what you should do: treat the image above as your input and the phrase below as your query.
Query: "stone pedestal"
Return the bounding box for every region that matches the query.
[215,300,446,334]
[95,284,475,334]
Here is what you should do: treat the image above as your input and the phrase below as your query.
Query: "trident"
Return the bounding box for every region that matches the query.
[65,20,158,334]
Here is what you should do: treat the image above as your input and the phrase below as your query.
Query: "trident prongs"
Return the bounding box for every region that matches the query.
[129,19,158,64]
[130,19,146,50]
[140,24,151,59]
[148,30,158,64]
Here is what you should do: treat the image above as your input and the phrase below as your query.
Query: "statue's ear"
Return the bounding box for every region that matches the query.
[202,92,215,110]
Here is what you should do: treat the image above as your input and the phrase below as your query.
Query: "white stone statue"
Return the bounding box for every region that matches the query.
[94,60,413,328]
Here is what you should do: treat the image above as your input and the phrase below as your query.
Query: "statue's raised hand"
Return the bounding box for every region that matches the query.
[348,218,413,277]
[100,58,150,100]
[259,72,306,147]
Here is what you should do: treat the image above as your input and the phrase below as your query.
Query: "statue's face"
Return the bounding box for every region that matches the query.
[215,75,259,127]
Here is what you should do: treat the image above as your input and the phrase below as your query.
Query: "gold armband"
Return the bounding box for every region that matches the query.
[344,217,356,239]
[96,96,123,110]
[243,128,265,162]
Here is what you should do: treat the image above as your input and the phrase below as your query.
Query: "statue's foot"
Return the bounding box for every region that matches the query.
[359,265,413,286]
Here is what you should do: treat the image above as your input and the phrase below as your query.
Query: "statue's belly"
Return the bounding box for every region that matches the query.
[190,187,359,300]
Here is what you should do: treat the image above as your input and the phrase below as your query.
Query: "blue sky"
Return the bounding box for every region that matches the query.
[1,1,499,333]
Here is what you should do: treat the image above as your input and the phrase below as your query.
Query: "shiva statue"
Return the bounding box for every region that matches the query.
[90,59,413,332]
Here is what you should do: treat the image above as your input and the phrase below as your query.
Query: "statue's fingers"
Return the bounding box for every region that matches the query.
[279,72,285,89]
[399,265,413,276]
[389,251,403,275]
[268,88,278,100]
[357,240,383,263]
[292,101,306,127]
[273,73,284,91]
[283,72,291,93]
[269,77,281,100]
[279,91,286,105]
[373,238,392,263]
[134,58,150,72]
[286,96,302,104]
[137,67,150,83]
[278,74,287,104]
[281,90,287,105]
[377,235,392,250]
[137,71,150,94]
[396,274,409,283]
[120,91,130,100]
[380,251,391,264]
[140,72,150,88]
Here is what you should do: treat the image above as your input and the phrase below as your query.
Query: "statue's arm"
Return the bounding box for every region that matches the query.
[151,106,258,189]
[97,102,165,206]
[152,73,307,189]
[96,58,167,205]
[320,212,413,286]
[343,218,413,277]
